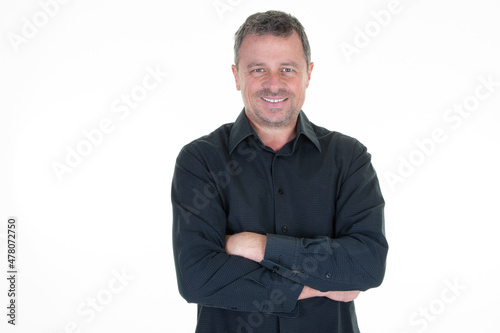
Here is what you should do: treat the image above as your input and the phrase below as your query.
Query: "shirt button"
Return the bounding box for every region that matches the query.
[325,273,332,279]
[273,265,280,271]
[281,226,288,233]
[278,188,285,195]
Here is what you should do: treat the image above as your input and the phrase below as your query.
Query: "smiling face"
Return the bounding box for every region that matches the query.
[232,31,314,131]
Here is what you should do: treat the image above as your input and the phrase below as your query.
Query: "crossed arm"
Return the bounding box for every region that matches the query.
[172,141,387,314]
[225,232,361,303]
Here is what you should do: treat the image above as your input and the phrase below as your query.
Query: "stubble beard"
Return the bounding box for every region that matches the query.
[250,89,298,128]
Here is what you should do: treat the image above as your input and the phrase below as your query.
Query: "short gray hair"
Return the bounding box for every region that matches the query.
[234,10,311,69]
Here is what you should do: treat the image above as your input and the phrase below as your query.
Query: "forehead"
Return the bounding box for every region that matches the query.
[238,31,306,65]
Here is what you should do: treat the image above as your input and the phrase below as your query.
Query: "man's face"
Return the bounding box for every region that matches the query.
[232,31,313,130]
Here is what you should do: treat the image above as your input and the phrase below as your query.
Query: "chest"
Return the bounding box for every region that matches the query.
[222,147,342,238]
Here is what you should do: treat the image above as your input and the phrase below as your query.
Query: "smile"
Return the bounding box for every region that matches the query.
[261,97,288,103]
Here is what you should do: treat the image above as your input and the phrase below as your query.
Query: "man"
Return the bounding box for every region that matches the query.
[172,10,388,332]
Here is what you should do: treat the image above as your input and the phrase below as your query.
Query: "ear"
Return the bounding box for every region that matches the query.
[306,62,314,88]
[231,65,241,91]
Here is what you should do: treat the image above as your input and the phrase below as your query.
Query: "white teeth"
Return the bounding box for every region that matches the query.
[262,97,287,103]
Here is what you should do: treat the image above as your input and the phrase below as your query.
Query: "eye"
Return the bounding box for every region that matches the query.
[253,68,264,73]
[282,68,293,73]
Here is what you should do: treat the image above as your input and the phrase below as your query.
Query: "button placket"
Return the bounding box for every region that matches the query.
[272,155,290,235]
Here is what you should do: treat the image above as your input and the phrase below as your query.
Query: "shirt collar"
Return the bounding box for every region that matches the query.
[296,110,322,152]
[229,109,322,154]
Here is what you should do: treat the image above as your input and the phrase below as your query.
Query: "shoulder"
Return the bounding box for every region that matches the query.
[175,122,234,166]
[311,122,367,158]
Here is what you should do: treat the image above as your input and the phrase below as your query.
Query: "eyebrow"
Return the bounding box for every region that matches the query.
[246,62,301,69]
[281,62,300,67]
[246,63,265,69]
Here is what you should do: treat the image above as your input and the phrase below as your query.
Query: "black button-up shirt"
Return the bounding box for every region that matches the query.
[172,110,388,333]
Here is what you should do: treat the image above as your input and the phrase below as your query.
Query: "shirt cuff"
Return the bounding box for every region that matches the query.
[262,283,303,317]
[261,233,300,273]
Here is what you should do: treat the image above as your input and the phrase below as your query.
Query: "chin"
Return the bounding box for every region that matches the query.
[262,113,293,126]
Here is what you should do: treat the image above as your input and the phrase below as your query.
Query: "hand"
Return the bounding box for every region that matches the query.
[225,232,267,263]
[298,285,360,303]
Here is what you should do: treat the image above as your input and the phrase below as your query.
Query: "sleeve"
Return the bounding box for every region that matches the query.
[172,144,303,315]
[260,141,388,292]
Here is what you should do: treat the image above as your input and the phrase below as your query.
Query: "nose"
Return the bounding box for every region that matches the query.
[263,70,284,92]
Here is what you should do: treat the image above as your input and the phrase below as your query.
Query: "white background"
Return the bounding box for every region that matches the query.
[1,0,499,332]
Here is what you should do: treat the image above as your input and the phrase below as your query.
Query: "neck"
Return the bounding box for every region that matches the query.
[248,118,297,152]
